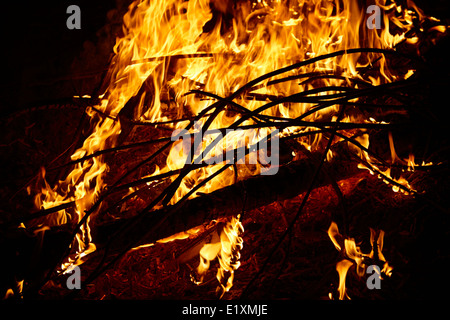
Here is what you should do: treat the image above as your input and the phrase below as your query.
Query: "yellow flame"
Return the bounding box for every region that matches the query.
[328,221,393,299]
[336,259,353,300]
[328,221,342,251]
[33,0,445,275]
[195,215,244,297]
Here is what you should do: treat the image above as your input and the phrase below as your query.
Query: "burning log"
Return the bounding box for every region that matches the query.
[79,142,359,279]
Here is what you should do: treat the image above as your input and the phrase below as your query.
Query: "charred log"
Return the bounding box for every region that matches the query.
[91,143,359,265]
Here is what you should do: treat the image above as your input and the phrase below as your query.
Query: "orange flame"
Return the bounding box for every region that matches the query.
[194,215,244,297]
[327,221,393,299]
[31,0,445,276]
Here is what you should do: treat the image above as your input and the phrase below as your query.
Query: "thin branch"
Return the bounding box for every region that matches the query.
[240,103,347,299]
